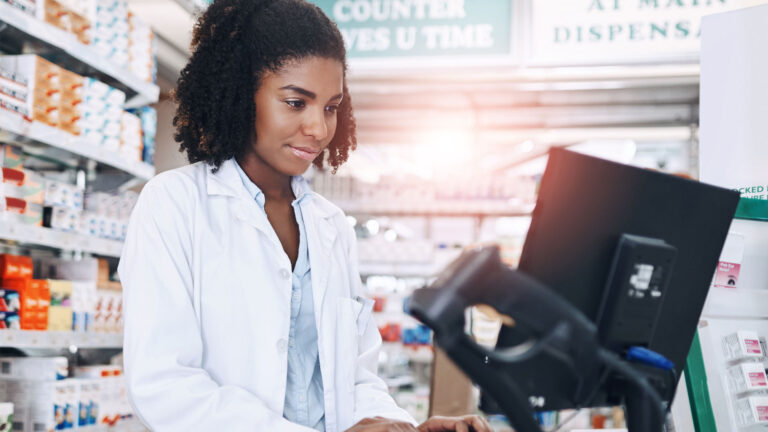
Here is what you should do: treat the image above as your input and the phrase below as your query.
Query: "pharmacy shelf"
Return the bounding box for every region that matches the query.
[337,200,534,217]
[0,2,159,107]
[0,223,123,258]
[0,330,122,349]
[0,111,155,181]
[359,262,437,278]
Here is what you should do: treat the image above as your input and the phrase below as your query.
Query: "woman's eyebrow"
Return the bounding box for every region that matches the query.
[280,85,316,99]
[280,85,343,102]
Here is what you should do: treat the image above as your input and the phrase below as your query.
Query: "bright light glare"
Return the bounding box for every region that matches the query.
[519,140,535,153]
[384,229,398,242]
[365,219,380,236]
[346,216,357,227]
[414,130,474,178]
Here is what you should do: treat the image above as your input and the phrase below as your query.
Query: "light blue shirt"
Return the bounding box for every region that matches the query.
[234,162,325,431]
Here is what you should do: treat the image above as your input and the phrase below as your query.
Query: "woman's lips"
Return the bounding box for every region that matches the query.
[288,146,319,161]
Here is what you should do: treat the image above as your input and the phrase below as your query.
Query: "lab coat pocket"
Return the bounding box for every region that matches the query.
[336,297,364,393]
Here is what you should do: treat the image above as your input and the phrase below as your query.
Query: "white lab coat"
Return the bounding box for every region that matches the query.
[118,158,416,432]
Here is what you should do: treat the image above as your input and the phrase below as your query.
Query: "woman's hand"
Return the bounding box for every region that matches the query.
[345,416,419,431]
[417,415,493,432]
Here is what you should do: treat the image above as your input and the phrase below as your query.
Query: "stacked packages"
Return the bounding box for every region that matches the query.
[0,55,156,164]
[0,254,123,334]
[0,358,134,431]
[1,144,141,239]
[2,0,157,81]
[128,11,156,83]
[4,0,92,45]
[91,0,129,69]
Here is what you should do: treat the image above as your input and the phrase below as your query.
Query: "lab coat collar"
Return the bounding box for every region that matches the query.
[206,158,340,219]
[206,159,339,304]
[205,158,245,199]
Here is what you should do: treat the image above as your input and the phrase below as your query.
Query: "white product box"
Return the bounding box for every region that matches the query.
[729,362,768,394]
[44,180,84,210]
[73,378,100,427]
[48,206,81,232]
[736,395,768,427]
[0,357,68,381]
[71,281,96,332]
[82,78,125,106]
[0,55,61,127]
[725,331,765,362]
[712,231,745,289]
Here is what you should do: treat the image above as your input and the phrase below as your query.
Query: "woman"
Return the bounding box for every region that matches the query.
[119,1,492,431]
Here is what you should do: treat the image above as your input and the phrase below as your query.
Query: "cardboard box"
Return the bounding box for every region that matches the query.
[0,55,62,127]
[428,346,475,417]
[41,0,73,33]
[69,10,92,44]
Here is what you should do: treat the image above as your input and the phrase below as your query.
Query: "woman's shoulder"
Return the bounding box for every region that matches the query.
[135,162,210,216]
[142,162,207,198]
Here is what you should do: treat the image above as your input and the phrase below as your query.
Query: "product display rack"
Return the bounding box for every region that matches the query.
[0,111,155,181]
[680,7,768,431]
[0,330,122,349]
[0,1,159,108]
[338,201,533,218]
[0,223,123,258]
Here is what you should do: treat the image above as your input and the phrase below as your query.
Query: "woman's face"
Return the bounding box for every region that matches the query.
[252,56,344,176]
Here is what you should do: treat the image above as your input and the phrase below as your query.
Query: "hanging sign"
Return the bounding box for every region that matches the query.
[311,0,514,58]
[530,0,767,64]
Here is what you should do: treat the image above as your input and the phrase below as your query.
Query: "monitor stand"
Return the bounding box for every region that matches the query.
[408,244,675,432]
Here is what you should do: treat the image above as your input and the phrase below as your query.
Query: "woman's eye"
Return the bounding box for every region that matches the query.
[285,100,305,109]
[325,105,339,114]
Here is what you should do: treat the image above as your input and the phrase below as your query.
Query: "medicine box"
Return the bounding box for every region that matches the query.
[728,362,768,394]
[735,395,768,427]
[724,331,765,362]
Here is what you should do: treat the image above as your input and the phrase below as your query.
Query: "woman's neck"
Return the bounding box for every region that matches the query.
[236,149,294,200]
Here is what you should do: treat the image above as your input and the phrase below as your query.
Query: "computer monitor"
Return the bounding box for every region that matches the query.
[493,148,739,408]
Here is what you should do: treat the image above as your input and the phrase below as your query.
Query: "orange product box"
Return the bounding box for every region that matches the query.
[32,279,50,330]
[69,11,92,45]
[0,55,62,127]
[59,105,82,135]
[32,105,59,128]
[1,278,37,330]
[0,254,33,279]
[43,0,72,33]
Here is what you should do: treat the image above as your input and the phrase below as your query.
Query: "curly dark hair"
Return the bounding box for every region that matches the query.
[173,0,356,173]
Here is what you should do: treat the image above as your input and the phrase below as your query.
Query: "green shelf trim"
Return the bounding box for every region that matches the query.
[735,198,768,221]
[685,331,717,432]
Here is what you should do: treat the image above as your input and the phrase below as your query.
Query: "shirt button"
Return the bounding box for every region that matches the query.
[277,339,288,353]
[279,268,290,280]
[292,292,300,300]
[299,395,306,402]
[289,338,295,347]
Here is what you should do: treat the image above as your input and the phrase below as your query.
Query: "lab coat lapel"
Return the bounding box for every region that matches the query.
[207,159,282,248]
[306,203,337,324]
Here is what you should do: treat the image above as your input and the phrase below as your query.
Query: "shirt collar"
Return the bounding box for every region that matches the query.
[234,160,313,208]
